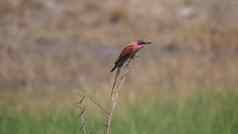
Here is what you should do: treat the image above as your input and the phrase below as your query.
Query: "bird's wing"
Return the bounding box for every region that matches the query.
[119,45,134,57]
[113,45,134,64]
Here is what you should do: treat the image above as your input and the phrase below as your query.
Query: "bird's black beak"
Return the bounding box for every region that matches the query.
[143,41,152,45]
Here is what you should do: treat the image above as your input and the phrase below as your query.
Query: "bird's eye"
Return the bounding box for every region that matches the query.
[137,40,144,45]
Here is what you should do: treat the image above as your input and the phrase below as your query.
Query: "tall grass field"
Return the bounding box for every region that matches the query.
[0,91,237,134]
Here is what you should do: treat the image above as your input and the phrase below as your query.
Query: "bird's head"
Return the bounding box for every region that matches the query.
[136,40,152,46]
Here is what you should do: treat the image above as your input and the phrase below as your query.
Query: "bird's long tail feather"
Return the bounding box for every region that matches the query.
[111,68,120,96]
[110,64,117,72]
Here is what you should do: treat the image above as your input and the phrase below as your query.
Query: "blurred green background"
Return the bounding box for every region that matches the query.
[0,0,238,133]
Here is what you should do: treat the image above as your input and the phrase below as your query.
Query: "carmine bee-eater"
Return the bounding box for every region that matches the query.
[110,40,151,72]
[110,40,151,96]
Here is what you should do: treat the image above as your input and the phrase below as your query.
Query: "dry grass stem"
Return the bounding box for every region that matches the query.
[106,59,132,134]
[87,95,109,116]
[75,95,88,134]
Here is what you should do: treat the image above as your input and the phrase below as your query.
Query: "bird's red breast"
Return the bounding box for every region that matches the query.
[118,41,145,58]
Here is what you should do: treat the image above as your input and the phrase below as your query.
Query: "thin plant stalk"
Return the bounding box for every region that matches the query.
[106,59,132,134]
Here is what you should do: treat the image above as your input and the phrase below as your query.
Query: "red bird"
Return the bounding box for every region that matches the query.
[110,40,151,72]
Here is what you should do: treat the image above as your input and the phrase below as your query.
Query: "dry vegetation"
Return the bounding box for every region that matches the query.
[0,1,238,133]
[0,0,238,97]
[0,0,238,134]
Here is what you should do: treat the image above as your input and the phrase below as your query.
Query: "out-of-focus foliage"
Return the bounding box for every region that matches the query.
[0,0,238,92]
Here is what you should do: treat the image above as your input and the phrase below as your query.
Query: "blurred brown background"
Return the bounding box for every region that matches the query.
[0,0,238,95]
